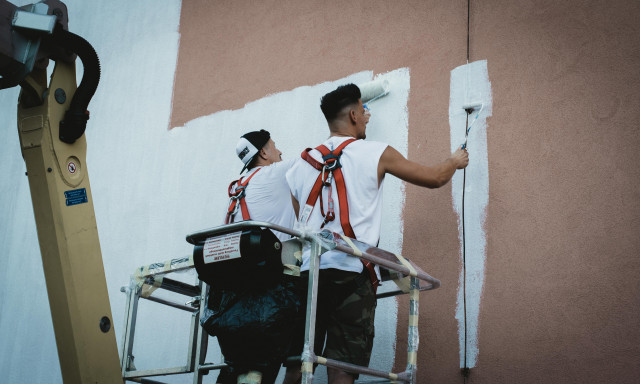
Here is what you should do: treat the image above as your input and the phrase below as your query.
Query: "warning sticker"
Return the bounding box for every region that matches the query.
[67,161,77,174]
[203,231,242,264]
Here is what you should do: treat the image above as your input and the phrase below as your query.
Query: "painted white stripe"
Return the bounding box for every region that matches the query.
[449,60,492,368]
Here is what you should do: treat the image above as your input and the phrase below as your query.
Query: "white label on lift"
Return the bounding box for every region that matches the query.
[203,231,242,264]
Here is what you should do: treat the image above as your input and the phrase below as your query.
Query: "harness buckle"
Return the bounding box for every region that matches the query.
[321,166,334,186]
[230,186,246,200]
[230,200,241,217]
[322,153,341,170]
[323,209,335,225]
[227,185,245,219]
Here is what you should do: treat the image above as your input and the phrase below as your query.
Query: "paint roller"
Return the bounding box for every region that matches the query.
[461,101,483,150]
[358,78,390,105]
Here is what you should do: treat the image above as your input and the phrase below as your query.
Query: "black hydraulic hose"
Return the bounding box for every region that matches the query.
[0,1,19,90]
[49,24,100,144]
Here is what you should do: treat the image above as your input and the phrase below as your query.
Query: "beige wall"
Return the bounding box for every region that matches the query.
[171,0,640,382]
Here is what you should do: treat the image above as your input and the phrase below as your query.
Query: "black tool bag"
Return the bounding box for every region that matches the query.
[192,227,283,291]
[200,279,299,367]
[194,228,299,368]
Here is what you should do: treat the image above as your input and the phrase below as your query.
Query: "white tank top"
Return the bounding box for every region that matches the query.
[226,159,296,242]
[286,137,388,273]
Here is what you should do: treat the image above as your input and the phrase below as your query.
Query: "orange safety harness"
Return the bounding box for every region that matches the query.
[225,168,262,224]
[299,138,380,291]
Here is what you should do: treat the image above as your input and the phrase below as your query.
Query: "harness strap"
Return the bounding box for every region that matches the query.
[225,168,262,224]
[300,139,380,291]
[301,138,355,231]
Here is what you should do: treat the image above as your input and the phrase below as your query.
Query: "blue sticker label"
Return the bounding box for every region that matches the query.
[65,188,88,206]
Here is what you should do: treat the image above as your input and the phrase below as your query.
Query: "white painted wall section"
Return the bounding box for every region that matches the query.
[449,60,492,368]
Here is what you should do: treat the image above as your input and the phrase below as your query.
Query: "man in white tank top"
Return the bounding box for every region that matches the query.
[209,130,298,384]
[284,84,469,384]
[226,129,297,241]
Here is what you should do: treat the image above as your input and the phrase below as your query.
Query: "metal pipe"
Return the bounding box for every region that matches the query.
[332,242,441,289]
[375,285,433,300]
[126,378,168,384]
[405,277,420,384]
[197,363,228,371]
[121,287,141,375]
[316,356,411,383]
[157,277,200,297]
[354,379,401,384]
[142,295,198,313]
[186,221,441,288]
[134,256,194,280]
[123,366,190,379]
[192,284,211,384]
[186,295,200,372]
[301,239,322,384]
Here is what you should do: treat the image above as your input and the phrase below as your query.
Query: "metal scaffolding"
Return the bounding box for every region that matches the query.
[121,221,441,383]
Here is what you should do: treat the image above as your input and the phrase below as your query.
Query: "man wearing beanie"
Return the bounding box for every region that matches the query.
[205,129,298,384]
[283,84,469,384]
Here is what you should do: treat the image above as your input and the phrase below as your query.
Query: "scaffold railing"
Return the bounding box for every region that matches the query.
[120,220,441,383]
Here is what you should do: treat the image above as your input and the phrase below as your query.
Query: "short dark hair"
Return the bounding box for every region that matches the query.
[320,83,361,123]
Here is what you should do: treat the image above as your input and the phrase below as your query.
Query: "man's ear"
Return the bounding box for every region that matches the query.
[258,147,268,160]
[349,108,358,124]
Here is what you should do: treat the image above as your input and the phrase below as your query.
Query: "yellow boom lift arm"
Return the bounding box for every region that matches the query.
[0,1,122,382]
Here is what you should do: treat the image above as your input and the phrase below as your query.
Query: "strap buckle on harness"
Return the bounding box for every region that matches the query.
[320,153,341,186]
[227,186,245,219]
[225,168,261,224]
[229,198,241,217]
[322,201,335,226]
[321,165,333,186]
[322,153,341,170]
[229,186,246,200]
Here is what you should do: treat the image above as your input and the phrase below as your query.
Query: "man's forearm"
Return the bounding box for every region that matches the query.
[380,145,468,188]
[429,157,458,188]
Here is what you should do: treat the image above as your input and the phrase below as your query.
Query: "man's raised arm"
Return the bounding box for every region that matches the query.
[378,145,469,188]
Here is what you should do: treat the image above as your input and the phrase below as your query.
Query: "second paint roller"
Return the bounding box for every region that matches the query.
[358,78,390,104]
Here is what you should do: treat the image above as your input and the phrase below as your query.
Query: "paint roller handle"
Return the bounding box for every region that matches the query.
[460,104,484,150]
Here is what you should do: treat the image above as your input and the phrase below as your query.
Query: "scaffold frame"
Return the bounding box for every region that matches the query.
[121,220,441,383]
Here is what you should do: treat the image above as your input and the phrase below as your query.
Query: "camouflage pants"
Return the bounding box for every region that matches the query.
[289,268,377,369]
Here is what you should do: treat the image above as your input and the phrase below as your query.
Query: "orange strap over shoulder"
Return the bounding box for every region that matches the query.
[300,139,380,291]
[225,168,261,224]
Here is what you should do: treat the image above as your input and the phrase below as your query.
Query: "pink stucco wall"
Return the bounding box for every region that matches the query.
[469,1,640,382]
[171,0,640,382]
